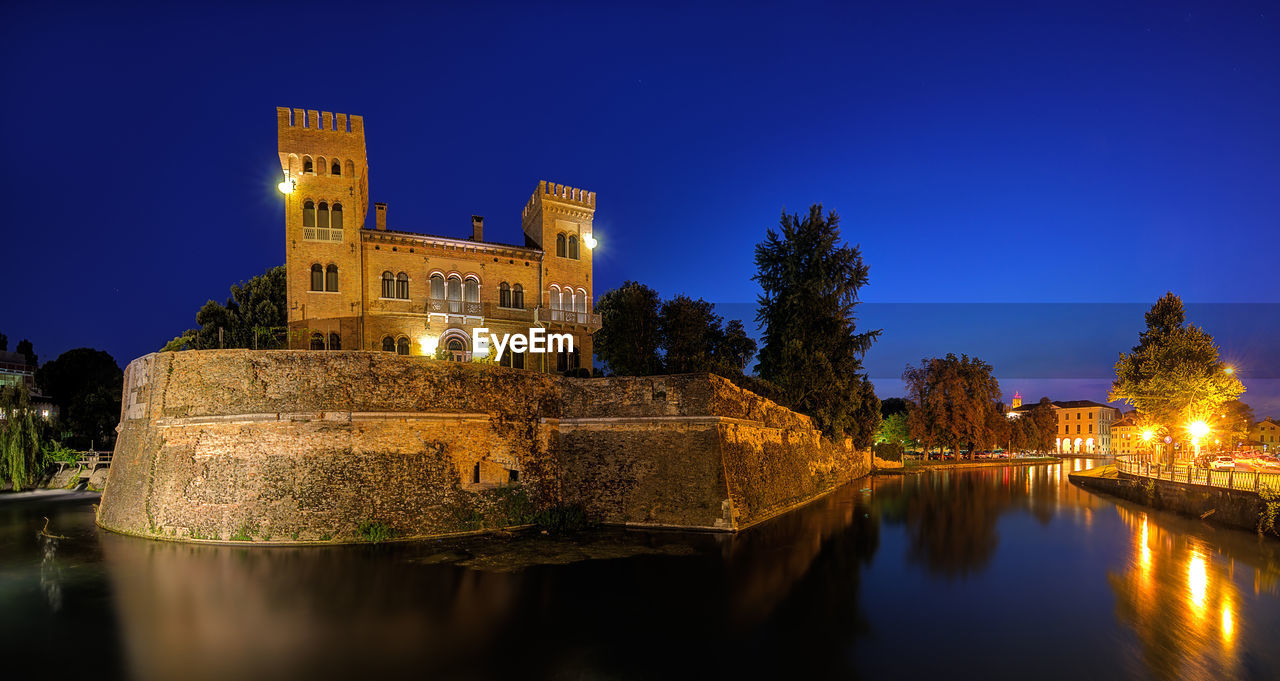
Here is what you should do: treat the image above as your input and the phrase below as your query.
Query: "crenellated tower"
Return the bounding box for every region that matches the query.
[276,107,370,350]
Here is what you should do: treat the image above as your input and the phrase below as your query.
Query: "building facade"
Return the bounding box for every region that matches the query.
[1251,417,1280,451]
[276,108,600,372]
[0,351,56,421]
[1010,398,1120,455]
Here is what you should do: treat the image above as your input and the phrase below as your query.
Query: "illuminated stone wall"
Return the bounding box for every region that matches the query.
[97,350,870,543]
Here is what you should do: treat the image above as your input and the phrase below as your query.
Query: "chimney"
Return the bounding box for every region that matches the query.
[375,203,387,231]
[471,215,484,242]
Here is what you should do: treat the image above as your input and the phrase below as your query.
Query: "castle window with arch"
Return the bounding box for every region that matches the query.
[396,337,409,355]
[381,271,394,298]
[556,234,566,257]
[568,235,579,259]
[499,282,511,308]
[328,332,341,350]
[396,272,409,299]
[512,283,524,309]
[309,332,324,350]
[381,336,395,352]
[430,274,445,300]
[447,275,462,312]
[345,160,354,177]
[331,160,341,176]
[317,157,327,176]
[464,278,479,304]
[303,156,313,174]
[317,202,329,229]
[331,203,342,229]
[325,264,338,292]
[576,288,588,313]
[310,264,323,291]
[303,201,315,228]
[549,285,562,311]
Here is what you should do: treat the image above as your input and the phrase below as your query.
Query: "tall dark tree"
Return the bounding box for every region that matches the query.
[1027,397,1057,453]
[903,354,1002,459]
[162,266,288,351]
[880,397,910,418]
[15,339,36,367]
[659,295,722,374]
[593,281,663,376]
[37,348,123,450]
[0,332,8,351]
[1,385,44,490]
[754,205,880,437]
[716,319,758,375]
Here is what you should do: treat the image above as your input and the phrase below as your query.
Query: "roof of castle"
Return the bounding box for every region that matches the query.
[1011,399,1119,413]
[362,227,542,255]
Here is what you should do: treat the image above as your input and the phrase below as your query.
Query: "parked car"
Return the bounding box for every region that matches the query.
[1209,456,1236,471]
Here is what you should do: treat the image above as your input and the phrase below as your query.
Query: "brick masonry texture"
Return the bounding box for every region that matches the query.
[97,350,871,543]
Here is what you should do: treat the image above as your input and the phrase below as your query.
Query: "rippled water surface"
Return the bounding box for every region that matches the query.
[3,460,1279,680]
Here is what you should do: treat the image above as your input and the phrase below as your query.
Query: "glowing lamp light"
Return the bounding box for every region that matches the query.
[1141,430,1154,443]
[1188,421,1210,440]
[419,335,439,354]
[277,179,295,194]
[582,233,597,250]
[1223,365,1235,375]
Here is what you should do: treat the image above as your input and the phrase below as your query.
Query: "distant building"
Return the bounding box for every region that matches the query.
[1109,412,1151,458]
[1010,398,1120,454]
[1251,417,1280,452]
[0,350,56,421]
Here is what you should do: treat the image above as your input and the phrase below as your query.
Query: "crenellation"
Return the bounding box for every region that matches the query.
[321,111,332,130]
[336,113,347,132]
[307,109,319,128]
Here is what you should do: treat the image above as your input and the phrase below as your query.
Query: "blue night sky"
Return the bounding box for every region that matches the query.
[2,2,1277,412]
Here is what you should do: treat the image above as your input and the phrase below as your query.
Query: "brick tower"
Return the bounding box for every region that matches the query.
[276,107,369,350]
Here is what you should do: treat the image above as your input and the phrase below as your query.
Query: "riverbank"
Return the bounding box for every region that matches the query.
[905,456,1060,471]
[1070,465,1276,537]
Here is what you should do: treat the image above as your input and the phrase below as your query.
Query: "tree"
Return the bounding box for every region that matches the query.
[593,281,664,376]
[754,204,880,438]
[16,339,36,367]
[876,411,916,449]
[1,385,44,490]
[880,397,910,418]
[903,354,1003,459]
[716,319,758,375]
[1216,399,1254,450]
[36,349,123,450]
[1026,397,1058,453]
[659,295,723,374]
[1109,292,1244,461]
[0,331,8,351]
[163,266,287,351]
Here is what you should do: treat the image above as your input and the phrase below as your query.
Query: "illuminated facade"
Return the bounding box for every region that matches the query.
[1010,398,1120,454]
[1250,417,1280,451]
[276,108,600,372]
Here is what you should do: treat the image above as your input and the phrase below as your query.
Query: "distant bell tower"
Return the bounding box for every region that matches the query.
[1011,391,1022,410]
[276,107,370,350]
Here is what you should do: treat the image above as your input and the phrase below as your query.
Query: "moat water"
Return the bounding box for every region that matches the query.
[3,460,1280,681]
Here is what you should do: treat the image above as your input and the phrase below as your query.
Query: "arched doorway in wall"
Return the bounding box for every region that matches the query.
[440,329,470,362]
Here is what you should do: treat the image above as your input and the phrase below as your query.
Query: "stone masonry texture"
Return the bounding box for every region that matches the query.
[97,350,871,543]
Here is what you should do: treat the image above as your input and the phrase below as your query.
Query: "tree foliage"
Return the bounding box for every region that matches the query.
[1109,292,1244,457]
[15,339,36,367]
[903,354,1003,458]
[1,385,44,490]
[593,281,664,376]
[37,348,123,450]
[754,205,880,439]
[876,412,916,449]
[163,266,288,351]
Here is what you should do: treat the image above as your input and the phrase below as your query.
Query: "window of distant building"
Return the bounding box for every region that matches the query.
[325,264,338,292]
[430,273,445,300]
[512,283,524,309]
[310,332,324,350]
[568,235,579,259]
[396,273,408,299]
[303,156,313,173]
[317,202,330,229]
[382,336,395,352]
[381,272,395,298]
[328,332,341,350]
[303,200,315,228]
[331,160,341,176]
[332,203,343,229]
[396,337,409,355]
[499,282,511,308]
[556,233,566,257]
[310,264,324,291]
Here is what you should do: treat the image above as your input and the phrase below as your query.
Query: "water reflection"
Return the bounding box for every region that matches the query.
[1106,502,1280,681]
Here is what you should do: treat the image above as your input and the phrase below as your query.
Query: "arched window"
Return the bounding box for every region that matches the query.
[309,332,324,350]
[317,202,329,229]
[316,157,327,176]
[549,285,562,310]
[331,203,343,229]
[303,200,315,228]
[381,271,394,298]
[464,278,479,303]
[325,264,338,292]
[447,276,462,312]
[512,283,524,309]
[568,235,579,259]
[499,282,511,308]
[396,272,409,299]
[576,288,587,313]
[556,233,566,257]
[331,160,341,176]
[310,264,323,291]
[382,336,395,352]
[328,332,341,350]
[446,338,466,362]
[396,337,409,355]
[303,156,313,173]
[430,273,445,299]
[345,159,354,177]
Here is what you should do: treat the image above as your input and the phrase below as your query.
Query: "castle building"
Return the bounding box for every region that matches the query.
[275,108,599,372]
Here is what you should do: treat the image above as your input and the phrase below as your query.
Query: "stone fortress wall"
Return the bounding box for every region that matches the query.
[97,350,870,543]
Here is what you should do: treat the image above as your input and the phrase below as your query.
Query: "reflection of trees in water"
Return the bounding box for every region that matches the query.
[1106,504,1280,681]
[100,484,882,681]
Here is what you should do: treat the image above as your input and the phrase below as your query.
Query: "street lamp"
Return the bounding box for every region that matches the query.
[1188,420,1210,458]
[278,177,295,194]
